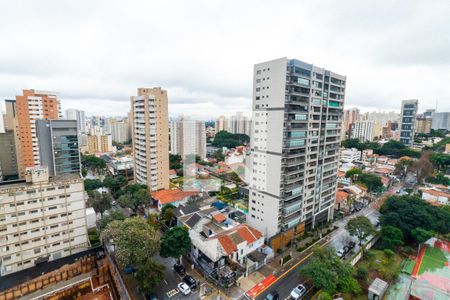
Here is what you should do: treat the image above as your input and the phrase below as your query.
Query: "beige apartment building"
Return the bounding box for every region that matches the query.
[0,166,90,276]
[86,134,113,154]
[130,88,169,191]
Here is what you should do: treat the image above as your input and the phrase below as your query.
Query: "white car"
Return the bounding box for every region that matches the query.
[290,284,306,299]
[177,282,191,295]
[336,249,345,258]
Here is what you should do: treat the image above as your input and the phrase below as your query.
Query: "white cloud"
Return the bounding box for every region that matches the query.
[1,0,449,118]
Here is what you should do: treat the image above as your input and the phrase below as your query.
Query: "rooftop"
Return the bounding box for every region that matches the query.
[152,189,199,205]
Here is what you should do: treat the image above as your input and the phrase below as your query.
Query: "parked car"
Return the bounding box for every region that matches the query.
[173,263,186,277]
[183,275,197,289]
[337,248,345,258]
[290,284,306,299]
[177,282,191,295]
[265,290,279,300]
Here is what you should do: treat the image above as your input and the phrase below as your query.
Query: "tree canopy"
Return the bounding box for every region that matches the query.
[81,154,107,174]
[341,139,421,158]
[101,217,164,294]
[346,216,376,245]
[380,225,404,250]
[380,195,450,241]
[97,210,126,231]
[299,247,357,294]
[212,131,249,148]
[87,191,112,217]
[160,226,191,259]
[355,173,383,192]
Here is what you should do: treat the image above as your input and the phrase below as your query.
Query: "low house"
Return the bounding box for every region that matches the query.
[342,184,367,199]
[374,167,394,176]
[420,187,450,206]
[152,189,200,210]
[169,169,178,179]
[335,190,350,213]
[177,205,270,286]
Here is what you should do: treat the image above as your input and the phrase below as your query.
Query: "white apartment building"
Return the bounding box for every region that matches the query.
[108,118,131,143]
[248,58,345,239]
[0,166,89,276]
[65,109,86,134]
[340,148,361,163]
[131,88,169,191]
[170,118,207,160]
[215,115,228,133]
[229,112,252,136]
[350,120,374,142]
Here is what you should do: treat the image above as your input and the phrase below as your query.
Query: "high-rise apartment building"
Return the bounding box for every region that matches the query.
[229,112,252,136]
[131,88,169,191]
[65,109,86,134]
[431,112,450,131]
[350,120,374,142]
[343,108,360,133]
[215,115,229,133]
[415,117,432,134]
[248,58,345,239]
[0,166,90,276]
[399,100,418,146]
[170,118,207,159]
[0,131,19,180]
[15,90,61,174]
[36,120,81,177]
[86,134,112,154]
[107,118,131,143]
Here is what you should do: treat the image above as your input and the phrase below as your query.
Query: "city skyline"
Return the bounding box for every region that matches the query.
[1,0,450,119]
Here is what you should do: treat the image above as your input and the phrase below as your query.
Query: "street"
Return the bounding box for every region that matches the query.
[252,183,405,300]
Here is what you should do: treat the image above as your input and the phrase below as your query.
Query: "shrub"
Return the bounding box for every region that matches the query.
[283,254,292,263]
[401,246,414,256]
[356,267,368,280]
[384,249,395,259]
[363,250,375,259]
[338,276,362,294]
[315,291,332,300]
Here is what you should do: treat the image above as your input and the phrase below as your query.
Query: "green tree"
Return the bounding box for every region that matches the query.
[315,291,332,300]
[82,154,107,174]
[118,193,134,210]
[88,191,112,217]
[380,195,450,241]
[412,152,434,184]
[135,259,165,295]
[346,216,376,246]
[97,210,126,231]
[395,159,413,178]
[160,226,191,259]
[356,173,383,192]
[169,154,182,170]
[429,152,450,172]
[84,179,103,191]
[338,276,362,295]
[411,227,433,244]
[133,189,151,209]
[147,213,161,230]
[160,204,176,227]
[299,247,353,294]
[427,172,450,185]
[345,168,362,180]
[380,225,404,250]
[102,217,161,266]
[212,131,249,148]
[101,218,164,294]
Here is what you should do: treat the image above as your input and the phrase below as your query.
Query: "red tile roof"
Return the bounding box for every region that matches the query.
[336,190,349,204]
[212,213,226,223]
[169,169,177,175]
[218,235,237,255]
[152,189,198,205]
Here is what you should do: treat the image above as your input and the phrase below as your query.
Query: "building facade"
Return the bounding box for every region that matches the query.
[431,112,450,131]
[0,166,90,276]
[107,118,130,143]
[170,118,207,159]
[399,99,418,146]
[215,115,228,133]
[415,117,432,134]
[131,88,169,191]
[229,112,251,136]
[65,109,86,134]
[15,90,62,175]
[247,58,345,238]
[350,120,374,141]
[343,108,360,138]
[86,134,112,154]
[36,120,81,177]
[0,131,19,180]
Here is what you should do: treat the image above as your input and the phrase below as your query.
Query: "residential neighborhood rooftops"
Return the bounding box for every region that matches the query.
[336,190,349,204]
[152,189,199,205]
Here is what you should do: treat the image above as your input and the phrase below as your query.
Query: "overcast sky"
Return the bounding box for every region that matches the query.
[1,0,449,119]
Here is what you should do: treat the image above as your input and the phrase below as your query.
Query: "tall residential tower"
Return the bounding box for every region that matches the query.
[131,88,169,191]
[399,100,418,146]
[248,58,345,239]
